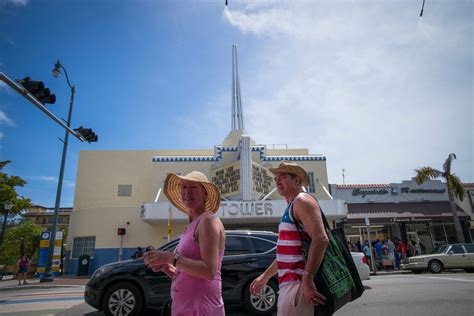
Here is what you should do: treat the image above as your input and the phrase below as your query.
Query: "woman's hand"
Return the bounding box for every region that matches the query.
[143,251,173,272]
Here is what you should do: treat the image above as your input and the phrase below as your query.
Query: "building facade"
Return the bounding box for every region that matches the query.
[25,204,72,235]
[330,179,473,254]
[64,46,347,275]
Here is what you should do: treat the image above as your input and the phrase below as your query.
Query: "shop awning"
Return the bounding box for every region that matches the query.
[346,201,470,222]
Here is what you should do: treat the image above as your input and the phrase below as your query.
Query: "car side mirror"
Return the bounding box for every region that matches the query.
[448,251,454,255]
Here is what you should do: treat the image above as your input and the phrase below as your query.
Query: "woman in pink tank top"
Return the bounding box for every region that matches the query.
[144,171,226,316]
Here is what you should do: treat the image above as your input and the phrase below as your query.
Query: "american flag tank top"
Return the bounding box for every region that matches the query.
[276,202,306,285]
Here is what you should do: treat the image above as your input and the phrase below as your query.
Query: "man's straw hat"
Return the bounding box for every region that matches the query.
[164,171,221,214]
[269,161,310,187]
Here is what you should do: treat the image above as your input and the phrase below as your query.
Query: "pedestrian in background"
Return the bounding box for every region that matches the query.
[16,255,30,285]
[250,161,328,316]
[131,247,143,259]
[363,241,372,270]
[407,241,416,258]
[374,239,383,270]
[143,171,225,316]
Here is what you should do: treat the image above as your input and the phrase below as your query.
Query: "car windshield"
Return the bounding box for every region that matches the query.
[429,245,448,254]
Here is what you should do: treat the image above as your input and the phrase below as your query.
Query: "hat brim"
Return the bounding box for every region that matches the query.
[269,165,310,187]
[164,173,221,214]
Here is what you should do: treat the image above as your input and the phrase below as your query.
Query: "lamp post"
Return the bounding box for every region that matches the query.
[0,202,13,246]
[40,60,75,282]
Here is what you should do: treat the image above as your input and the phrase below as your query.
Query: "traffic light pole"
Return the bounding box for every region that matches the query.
[0,72,84,142]
[40,66,75,282]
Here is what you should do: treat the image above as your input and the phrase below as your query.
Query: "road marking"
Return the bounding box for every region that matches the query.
[423,276,474,283]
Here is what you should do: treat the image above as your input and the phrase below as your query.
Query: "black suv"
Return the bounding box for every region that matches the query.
[85,230,278,316]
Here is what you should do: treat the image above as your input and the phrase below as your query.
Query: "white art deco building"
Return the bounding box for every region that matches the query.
[64,45,347,275]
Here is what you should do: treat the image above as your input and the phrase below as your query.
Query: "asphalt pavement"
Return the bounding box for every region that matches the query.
[2,270,472,316]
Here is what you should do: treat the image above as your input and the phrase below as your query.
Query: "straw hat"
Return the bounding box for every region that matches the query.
[164,171,221,214]
[269,161,310,187]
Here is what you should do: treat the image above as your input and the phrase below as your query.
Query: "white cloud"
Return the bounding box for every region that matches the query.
[38,176,57,182]
[223,1,473,184]
[1,0,29,6]
[0,110,14,126]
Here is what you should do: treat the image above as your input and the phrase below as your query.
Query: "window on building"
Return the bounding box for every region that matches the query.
[72,236,96,259]
[118,184,132,197]
[308,172,316,193]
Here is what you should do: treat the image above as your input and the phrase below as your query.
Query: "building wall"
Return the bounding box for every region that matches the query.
[66,146,337,275]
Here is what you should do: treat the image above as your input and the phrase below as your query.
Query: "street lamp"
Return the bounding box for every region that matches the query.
[40,60,75,282]
[0,202,13,246]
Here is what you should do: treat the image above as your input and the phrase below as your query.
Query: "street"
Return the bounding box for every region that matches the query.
[0,272,473,316]
[336,272,474,316]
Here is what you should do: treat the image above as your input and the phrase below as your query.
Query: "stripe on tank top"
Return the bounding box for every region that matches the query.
[276,202,306,285]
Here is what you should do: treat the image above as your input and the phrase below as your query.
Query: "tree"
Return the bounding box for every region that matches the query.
[415,153,466,243]
[0,220,42,265]
[0,160,32,246]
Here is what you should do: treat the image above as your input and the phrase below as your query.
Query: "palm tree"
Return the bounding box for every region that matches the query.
[415,153,466,243]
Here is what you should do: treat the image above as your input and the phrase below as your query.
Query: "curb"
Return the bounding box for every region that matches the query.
[0,284,81,292]
[370,270,412,276]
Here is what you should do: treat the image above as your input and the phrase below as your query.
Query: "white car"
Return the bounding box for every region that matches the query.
[351,252,371,280]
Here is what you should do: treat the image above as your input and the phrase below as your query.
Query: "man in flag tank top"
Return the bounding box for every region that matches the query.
[250,161,329,316]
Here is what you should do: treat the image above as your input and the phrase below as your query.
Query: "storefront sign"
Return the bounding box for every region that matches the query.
[220,201,274,217]
[352,188,389,197]
[469,190,474,208]
[36,231,63,276]
[400,187,445,194]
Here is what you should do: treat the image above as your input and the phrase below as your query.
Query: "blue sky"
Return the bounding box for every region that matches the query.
[0,0,472,208]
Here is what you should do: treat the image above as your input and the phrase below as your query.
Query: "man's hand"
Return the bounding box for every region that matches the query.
[302,274,326,306]
[250,274,269,296]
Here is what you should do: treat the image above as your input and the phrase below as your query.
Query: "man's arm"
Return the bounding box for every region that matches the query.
[293,193,329,305]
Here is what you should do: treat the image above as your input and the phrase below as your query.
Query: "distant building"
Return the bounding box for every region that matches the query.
[24,204,72,234]
[65,46,347,275]
[330,179,473,254]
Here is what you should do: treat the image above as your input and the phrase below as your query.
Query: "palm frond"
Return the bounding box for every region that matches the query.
[447,173,466,201]
[414,167,442,184]
[442,153,456,174]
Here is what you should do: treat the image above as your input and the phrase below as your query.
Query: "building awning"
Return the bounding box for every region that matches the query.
[346,202,470,222]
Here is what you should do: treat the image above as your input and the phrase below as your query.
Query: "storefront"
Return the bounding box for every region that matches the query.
[331,180,472,254]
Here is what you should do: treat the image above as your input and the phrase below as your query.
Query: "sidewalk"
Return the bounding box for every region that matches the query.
[0,275,89,292]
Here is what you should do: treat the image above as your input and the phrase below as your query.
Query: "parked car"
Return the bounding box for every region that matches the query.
[85,230,370,316]
[350,251,371,280]
[85,231,279,316]
[403,243,474,274]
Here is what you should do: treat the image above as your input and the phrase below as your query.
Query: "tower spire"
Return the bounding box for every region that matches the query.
[231,44,245,131]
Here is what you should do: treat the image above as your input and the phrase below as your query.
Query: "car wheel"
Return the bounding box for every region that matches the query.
[102,282,144,316]
[243,279,278,315]
[428,260,443,274]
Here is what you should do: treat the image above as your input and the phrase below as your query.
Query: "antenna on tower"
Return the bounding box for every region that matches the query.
[342,168,346,184]
[231,44,245,131]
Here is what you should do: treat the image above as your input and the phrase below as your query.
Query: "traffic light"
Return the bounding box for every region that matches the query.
[75,126,98,143]
[16,77,56,104]
[117,228,126,236]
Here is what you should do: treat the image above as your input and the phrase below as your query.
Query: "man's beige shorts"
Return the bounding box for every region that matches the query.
[277,282,314,316]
